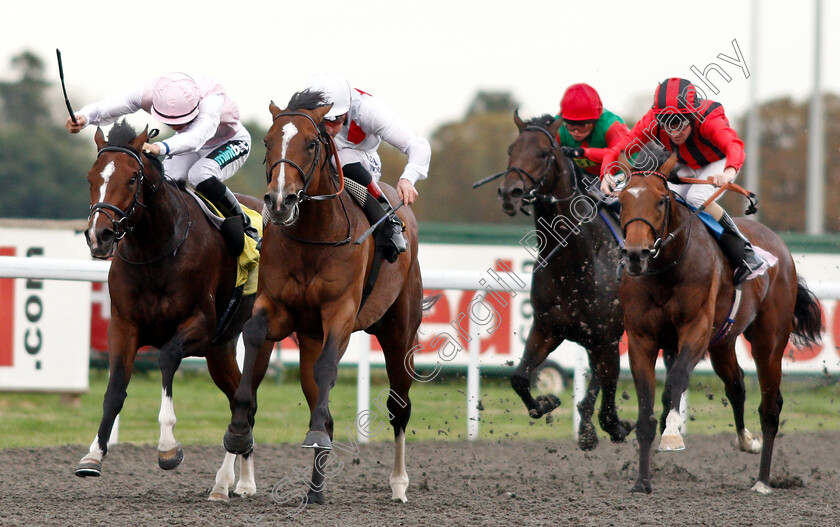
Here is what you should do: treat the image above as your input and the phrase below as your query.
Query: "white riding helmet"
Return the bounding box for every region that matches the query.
[305,72,351,119]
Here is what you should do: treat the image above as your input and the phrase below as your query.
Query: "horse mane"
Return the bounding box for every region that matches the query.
[525,114,558,129]
[105,119,165,178]
[106,119,140,147]
[287,89,329,112]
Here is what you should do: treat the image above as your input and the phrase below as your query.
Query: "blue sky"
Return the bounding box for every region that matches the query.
[3,0,837,138]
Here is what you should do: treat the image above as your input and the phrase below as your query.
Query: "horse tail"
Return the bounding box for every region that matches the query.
[421,292,443,313]
[790,275,823,348]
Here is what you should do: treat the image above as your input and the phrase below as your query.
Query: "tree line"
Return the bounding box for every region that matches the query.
[1,50,837,233]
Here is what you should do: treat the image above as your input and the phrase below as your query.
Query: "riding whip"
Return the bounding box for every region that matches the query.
[56,48,77,124]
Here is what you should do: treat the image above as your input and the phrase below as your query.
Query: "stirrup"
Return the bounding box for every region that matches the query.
[383,216,406,262]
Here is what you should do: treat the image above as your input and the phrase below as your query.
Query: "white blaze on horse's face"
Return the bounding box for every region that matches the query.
[625,187,645,199]
[88,160,116,240]
[277,122,298,202]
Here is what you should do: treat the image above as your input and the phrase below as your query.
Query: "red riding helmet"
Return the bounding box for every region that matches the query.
[560,83,603,121]
[652,77,702,114]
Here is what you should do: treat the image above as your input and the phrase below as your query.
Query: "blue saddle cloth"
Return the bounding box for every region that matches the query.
[674,196,723,239]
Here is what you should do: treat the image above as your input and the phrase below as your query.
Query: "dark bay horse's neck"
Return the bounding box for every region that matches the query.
[532,172,606,271]
[118,181,185,263]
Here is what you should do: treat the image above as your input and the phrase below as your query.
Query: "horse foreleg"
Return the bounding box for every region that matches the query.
[627,331,658,494]
[510,324,563,419]
[709,343,761,454]
[304,308,353,450]
[76,325,138,478]
[577,358,601,451]
[225,307,281,455]
[658,321,711,453]
[590,342,633,444]
[157,335,187,470]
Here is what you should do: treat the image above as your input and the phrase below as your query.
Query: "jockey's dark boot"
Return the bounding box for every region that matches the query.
[195,178,260,244]
[717,211,766,285]
[343,162,406,263]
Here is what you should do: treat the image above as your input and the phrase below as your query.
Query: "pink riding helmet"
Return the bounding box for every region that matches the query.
[151,73,201,125]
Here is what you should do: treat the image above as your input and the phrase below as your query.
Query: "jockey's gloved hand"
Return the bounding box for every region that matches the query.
[561,146,585,159]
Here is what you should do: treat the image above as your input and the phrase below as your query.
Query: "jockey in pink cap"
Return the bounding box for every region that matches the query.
[66,72,259,243]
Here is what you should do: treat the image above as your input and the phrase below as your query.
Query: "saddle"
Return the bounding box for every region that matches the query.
[187,188,262,339]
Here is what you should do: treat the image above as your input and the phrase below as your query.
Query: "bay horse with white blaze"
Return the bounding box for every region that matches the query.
[223,91,429,504]
[494,111,632,449]
[79,121,262,502]
[618,154,822,493]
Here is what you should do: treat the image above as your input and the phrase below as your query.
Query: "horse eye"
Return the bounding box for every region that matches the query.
[308,140,317,150]
[658,196,667,206]
[538,150,550,159]
[129,176,137,185]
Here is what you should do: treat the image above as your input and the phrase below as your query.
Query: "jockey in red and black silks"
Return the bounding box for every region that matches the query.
[600,77,767,286]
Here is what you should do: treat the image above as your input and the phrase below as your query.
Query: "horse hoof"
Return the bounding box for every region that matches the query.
[391,489,408,503]
[158,443,184,470]
[234,483,257,498]
[751,481,772,495]
[631,480,652,494]
[302,430,332,450]
[75,459,102,478]
[534,394,561,417]
[224,429,254,455]
[305,490,324,505]
[208,490,230,503]
[577,422,599,451]
[658,433,685,452]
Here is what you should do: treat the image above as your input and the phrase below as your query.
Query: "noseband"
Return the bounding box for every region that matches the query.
[88,146,159,240]
[500,126,580,211]
[266,111,340,204]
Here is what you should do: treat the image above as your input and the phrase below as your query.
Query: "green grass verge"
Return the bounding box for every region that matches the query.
[0,367,837,449]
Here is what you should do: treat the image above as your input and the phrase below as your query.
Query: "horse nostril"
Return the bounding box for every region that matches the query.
[640,248,651,259]
[282,195,297,208]
[510,188,524,199]
[263,194,275,211]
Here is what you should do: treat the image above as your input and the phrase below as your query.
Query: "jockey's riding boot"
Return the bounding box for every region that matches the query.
[195,178,260,244]
[718,211,766,285]
[362,194,406,263]
[343,162,406,262]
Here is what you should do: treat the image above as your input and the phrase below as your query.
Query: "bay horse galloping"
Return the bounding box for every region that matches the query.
[79,121,262,502]
[495,112,631,449]
[223,91,428,504]
[619,154,822,493]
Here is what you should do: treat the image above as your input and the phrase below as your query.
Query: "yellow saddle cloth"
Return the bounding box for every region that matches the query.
[199,199,262,296]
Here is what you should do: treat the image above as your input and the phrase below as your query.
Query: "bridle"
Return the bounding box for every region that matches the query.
[498,125,580,213]
[87,143,191,265]
[266,110,351,245]
[620,171,692,274]
[265,111,345,206]
[88,146,160,241]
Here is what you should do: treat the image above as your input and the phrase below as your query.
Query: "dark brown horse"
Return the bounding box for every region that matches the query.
[78,121,262,502]
[618,155,822,493]
[496,112,631,449]
[223,91,428,504]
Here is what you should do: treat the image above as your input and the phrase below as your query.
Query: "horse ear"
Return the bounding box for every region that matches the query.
[312,104,332,122]
[513,109,525,131]
[616,151,634,177]
[130,125,149,153]
[269,101,282,119]
[94,127,106,151]
[549,116,563,136]
[660,153,678,176]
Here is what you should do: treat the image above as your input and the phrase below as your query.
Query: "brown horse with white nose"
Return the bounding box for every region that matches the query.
[224,90,428,505]
[618,154,822,494]
[80,121,262,501]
